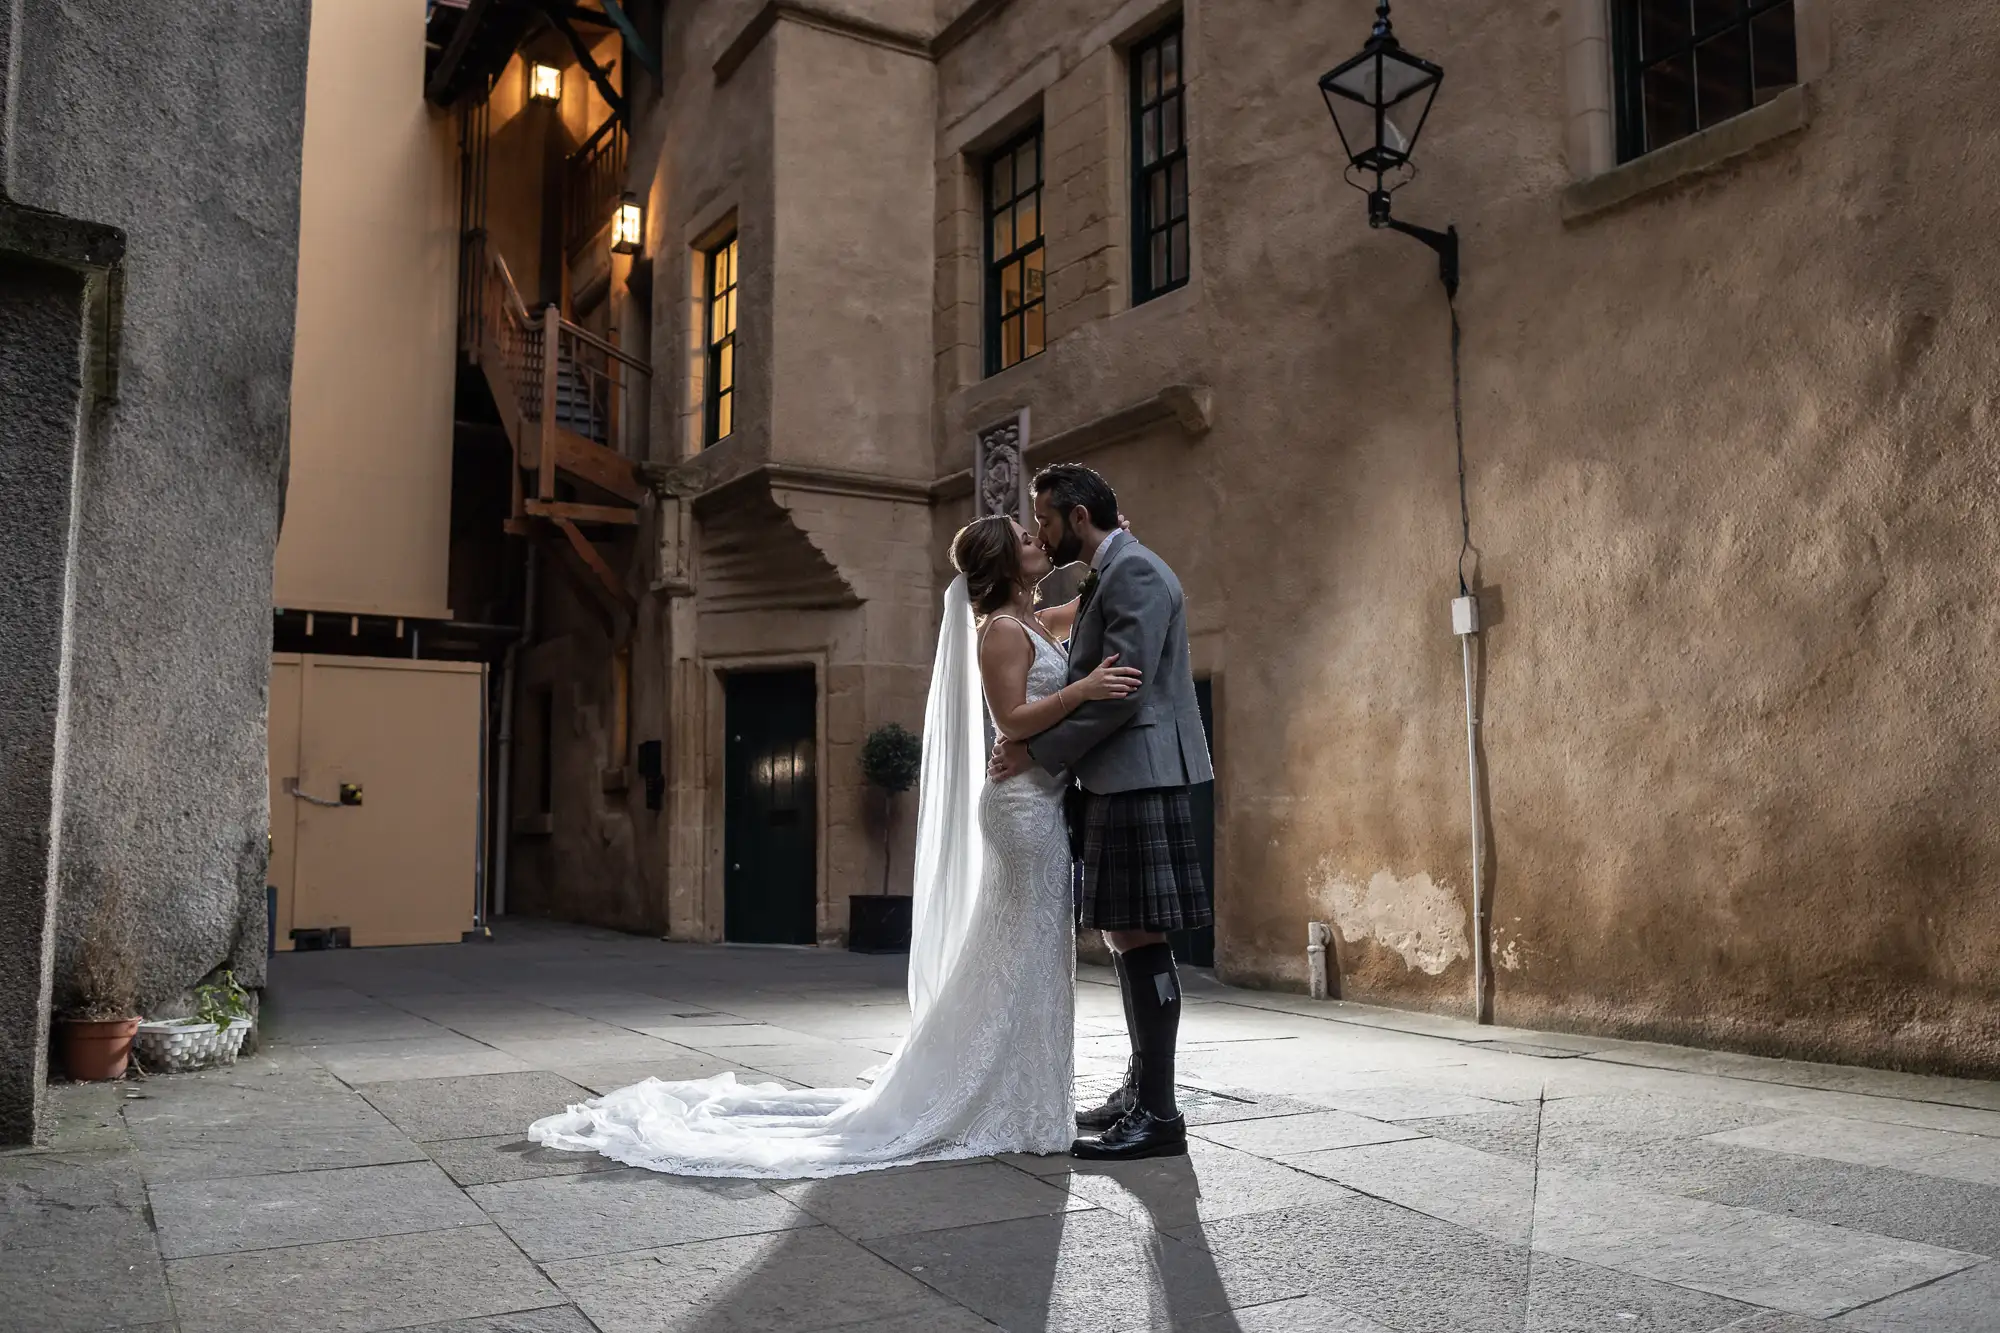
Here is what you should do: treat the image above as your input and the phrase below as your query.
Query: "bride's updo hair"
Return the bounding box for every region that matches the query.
[951,515,1026,616]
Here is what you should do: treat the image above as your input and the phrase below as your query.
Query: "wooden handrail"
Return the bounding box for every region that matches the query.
[488,251,533,324]
[557,317,650,375]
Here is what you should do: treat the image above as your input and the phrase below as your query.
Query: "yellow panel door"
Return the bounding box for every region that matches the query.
[293,656,484,947]
[268,655,305,951]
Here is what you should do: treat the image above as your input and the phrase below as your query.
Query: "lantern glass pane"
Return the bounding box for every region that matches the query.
[530,64,563,101]
[1321,85,1376,160]
[1329,49,1433,106]
[1383,90,1431,156]
[612,203,642,251]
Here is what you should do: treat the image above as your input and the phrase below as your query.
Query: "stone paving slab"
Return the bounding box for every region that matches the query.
[132,1120,431,1183]
[865,1206,1304,1333]
[1533,1172,1982,1317]
[1183,1196,1758,1333]
[773,1159,1091,1239]
[1711,1114,2000,1188]
[554,1053,733,1093]
[165,1224,564,1333]
[402,1307,600,1333]
[1833,1259,2000,1330]
[263,1007,455,1045]
[545,1224,956,1333]
[1157,1294,1401,1332]
[0,1227,175,1331]
[149,1158,486,1258]
[484,1032,702,1069]
[307,1035,537,1084]
[1191,1107,1426,1157]
[468,1165,815,1261]
[1056,1139,1358,1230]
[422,1133,629,1187]
[359,1071,595,1142]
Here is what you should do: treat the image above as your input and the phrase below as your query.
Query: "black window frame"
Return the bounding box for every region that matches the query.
[703,232,739,447]
[983,125,1046,376]
[1610,0,1799,164]
[1129,19,1189,303]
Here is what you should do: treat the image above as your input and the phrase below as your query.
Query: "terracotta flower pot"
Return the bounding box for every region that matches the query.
[62,1017,140,1081]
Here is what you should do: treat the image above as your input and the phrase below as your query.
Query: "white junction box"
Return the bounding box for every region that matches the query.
[1451,595,1480,636]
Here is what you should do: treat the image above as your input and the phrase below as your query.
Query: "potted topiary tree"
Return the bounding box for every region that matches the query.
[851,722,922,953]
[58,900,142,1082]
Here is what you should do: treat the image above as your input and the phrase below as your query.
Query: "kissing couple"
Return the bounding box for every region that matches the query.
[530,463,1213,1177]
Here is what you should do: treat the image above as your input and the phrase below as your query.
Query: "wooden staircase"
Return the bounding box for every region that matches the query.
[469,247,647,613]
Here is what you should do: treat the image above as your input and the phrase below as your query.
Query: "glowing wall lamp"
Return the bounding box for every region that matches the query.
[528,62,563,103]
[611,191,645,256]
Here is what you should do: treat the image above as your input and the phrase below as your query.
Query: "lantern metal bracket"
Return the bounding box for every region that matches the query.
[1368,187,1458,299]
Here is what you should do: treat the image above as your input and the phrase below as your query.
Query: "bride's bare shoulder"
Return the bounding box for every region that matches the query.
[1038,598,1080,639]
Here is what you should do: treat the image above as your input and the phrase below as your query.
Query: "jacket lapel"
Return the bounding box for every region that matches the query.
[1068,532,1131,666]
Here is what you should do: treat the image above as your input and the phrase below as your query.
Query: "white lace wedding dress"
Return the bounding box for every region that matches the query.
[527,580,1076,1177]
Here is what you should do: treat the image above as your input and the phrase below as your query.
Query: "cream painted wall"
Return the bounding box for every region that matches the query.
[274,0,457,619]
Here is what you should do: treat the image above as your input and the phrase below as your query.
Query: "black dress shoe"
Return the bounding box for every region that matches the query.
[1070,1108,1188,1161]
[1076,1069,1137,1130]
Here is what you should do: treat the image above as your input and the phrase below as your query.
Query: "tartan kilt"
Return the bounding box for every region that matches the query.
[1078,787,1211,932]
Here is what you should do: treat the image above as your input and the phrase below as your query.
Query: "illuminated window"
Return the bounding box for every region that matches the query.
[1131,21,1189,302]
[1613,0,1797,161]
[704,234,738,446]
[985,127,1045,375]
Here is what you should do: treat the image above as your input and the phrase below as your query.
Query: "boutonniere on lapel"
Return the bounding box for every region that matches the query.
[1076,569,1101,614]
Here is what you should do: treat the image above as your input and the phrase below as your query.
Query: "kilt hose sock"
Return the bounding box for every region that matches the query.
[1119,942,1181,1118]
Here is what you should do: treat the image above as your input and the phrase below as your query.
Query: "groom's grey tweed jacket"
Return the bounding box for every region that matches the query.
[1028,530,1213,795]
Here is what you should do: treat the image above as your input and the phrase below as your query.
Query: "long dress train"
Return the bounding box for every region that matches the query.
[526,583,1075,1178]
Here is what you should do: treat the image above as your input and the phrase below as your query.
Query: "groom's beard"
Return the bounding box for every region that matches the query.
[1050,519,1084,566]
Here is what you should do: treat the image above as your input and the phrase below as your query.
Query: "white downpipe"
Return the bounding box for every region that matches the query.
[1459,625,1487,1024]
[1306,921,1332,1000]
[492,547,540,920]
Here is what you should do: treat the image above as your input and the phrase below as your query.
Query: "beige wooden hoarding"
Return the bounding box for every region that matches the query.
[270,655,485,949]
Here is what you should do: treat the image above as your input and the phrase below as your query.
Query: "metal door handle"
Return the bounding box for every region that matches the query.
[286,778,361,808]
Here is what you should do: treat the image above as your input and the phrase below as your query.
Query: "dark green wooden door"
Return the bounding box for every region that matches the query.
[1170,678,1217,967]
[724,670,817,944]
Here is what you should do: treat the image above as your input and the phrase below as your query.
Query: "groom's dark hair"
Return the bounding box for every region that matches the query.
[1033,464,1118,531]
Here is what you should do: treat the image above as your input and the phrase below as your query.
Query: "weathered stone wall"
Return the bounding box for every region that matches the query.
[524,0,2000,1075]
[2,1,311,1028]
[0,257,87,1142]
[935,0,2000,1072]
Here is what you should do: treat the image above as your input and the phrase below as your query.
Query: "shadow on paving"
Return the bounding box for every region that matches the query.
[665,1157,1252,1333]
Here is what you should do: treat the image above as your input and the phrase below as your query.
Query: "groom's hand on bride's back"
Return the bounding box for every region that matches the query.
[989,737,1033,782]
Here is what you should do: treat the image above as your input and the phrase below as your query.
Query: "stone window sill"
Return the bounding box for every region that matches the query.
[1563,85,1812,225]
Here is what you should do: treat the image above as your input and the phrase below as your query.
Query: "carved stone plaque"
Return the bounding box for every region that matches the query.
[974,409,1030,521]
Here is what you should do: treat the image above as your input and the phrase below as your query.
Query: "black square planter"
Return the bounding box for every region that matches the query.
[848,895,913,954]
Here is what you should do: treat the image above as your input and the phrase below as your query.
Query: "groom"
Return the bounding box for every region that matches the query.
[990,463,1213,1161]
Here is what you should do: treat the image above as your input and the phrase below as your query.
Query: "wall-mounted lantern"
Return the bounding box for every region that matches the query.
[1319,0,1456,296]
[611,191,645,256]
[528,62,564,104]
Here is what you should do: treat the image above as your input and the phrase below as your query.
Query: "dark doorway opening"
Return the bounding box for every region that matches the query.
[1170,677,1216,968]
[723,669,818,944]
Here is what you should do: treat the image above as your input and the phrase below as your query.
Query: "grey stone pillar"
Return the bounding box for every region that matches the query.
[0,202,123,1144]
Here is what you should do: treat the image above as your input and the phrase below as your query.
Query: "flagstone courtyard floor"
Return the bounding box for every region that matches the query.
[8,920,2000,1332]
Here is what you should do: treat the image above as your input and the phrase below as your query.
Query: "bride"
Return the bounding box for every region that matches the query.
[527,514,1140,1177]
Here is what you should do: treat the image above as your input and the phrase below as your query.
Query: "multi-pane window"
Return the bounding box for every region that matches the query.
[1131,21,1188,302]
[985,127,1045,375]
[704,234,738,446]
[1613,0,1797,162]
